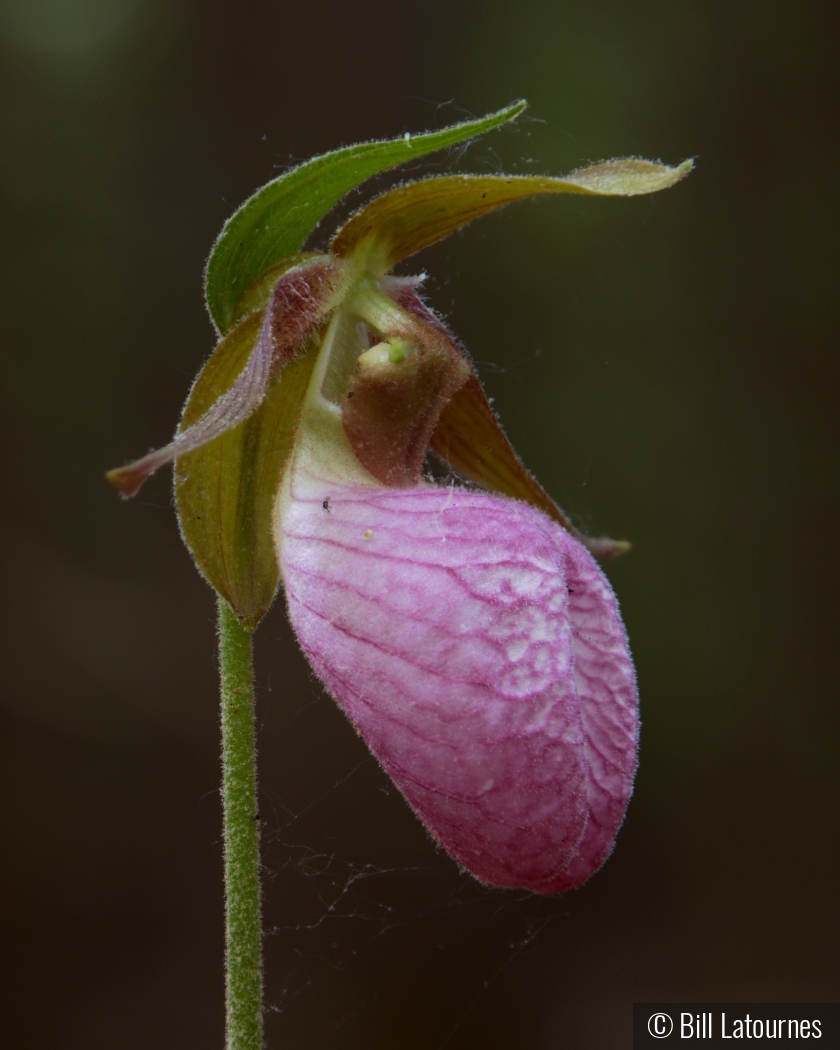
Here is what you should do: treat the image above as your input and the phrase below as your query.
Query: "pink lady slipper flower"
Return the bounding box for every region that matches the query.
[109,103,691,893]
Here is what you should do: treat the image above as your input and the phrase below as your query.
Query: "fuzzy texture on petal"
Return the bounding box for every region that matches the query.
[278,464,638,895]
[107,258,343,498]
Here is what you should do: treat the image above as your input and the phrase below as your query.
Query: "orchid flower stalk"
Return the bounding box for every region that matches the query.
[108,101,690,1050]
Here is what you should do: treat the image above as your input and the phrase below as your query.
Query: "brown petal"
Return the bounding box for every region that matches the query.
[430,372,629,562]
[341,285,469,487]
[106,256,344,499]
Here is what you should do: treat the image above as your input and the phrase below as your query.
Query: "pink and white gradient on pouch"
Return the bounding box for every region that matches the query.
[278,462,638,895]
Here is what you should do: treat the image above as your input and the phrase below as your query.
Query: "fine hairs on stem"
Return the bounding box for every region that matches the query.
[106,103,690,1045]
[218,597,263,1050]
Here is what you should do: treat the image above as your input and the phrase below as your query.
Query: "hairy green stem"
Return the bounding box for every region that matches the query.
[218,596,263,1050]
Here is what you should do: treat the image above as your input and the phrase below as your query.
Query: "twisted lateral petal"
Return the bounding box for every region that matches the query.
[277,462,638,894]
[107,258,343,498]
[384,280,630,562]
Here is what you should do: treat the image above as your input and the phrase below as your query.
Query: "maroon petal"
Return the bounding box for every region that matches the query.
[107,258,345,497]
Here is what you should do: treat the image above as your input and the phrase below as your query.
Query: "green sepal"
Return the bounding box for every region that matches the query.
[174,311,320,629]
[205,101,527,335]
[331,160,694,272]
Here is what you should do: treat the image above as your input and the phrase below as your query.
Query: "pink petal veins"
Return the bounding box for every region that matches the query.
[278,461,638,894]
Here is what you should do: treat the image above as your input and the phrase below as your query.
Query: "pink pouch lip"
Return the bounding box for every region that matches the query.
[279,466,638,895]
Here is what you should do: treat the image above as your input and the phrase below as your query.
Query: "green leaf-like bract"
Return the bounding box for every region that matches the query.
[167,106,692,628]
[204,101,527,334]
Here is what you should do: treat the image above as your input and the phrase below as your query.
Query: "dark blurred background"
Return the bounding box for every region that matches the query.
[1,1,838,1047]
